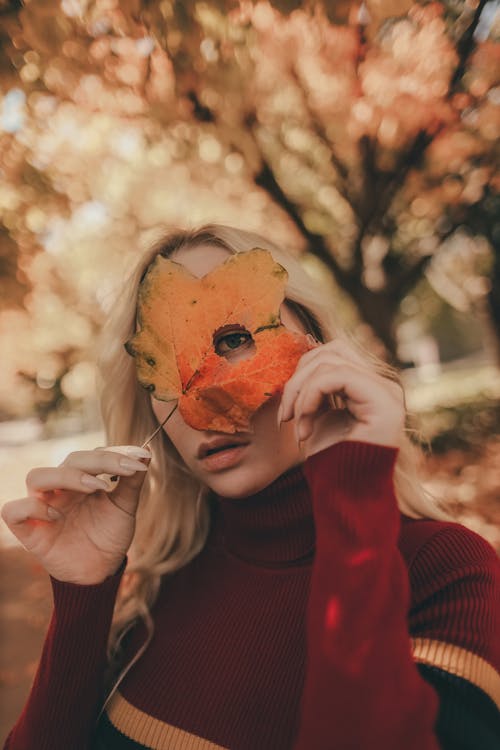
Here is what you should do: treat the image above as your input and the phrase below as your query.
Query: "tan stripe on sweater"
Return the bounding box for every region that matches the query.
[411,637,500,710]
[106,690,228,750]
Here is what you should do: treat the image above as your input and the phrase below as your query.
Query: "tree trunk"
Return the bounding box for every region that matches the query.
[486,250,500,366]
[341,283,406,368]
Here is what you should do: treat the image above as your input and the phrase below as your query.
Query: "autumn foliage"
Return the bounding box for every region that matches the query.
[125,249,310,432]
[0,1,498,421]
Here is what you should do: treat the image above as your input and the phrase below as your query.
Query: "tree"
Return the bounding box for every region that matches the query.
[0,0,498,417]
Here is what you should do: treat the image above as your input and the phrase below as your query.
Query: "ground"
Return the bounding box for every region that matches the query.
[0,548,52,745]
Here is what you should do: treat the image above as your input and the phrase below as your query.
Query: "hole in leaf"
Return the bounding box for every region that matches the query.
[213,324,256,361]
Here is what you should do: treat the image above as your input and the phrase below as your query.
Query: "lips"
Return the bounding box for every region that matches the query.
[197,437,250,459]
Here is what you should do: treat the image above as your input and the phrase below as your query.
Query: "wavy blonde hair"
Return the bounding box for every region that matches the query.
[97,223,450,695]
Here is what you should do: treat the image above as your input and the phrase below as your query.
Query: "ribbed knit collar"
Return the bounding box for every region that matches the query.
[211,464,315,567]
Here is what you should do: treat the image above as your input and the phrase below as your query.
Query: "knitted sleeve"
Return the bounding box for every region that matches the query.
[3,560,125,750]
[296,440,440,750]
[404,521,500,749]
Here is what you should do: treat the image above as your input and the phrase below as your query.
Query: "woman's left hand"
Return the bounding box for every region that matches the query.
[277,338,406,457]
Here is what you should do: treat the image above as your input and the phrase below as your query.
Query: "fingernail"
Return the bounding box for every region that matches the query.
[119,457,148,472]
[47,505,63,520]
[105,445,151,459]
[278,405,290,423]
[81,475,109,490]
[124,446,151,459]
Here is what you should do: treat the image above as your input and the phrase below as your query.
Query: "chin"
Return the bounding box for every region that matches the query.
[203,466,279,499]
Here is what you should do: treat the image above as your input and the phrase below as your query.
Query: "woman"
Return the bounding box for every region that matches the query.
[2,225,499,749]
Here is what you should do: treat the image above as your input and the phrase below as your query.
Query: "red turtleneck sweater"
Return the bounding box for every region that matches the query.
[4,441,500,749]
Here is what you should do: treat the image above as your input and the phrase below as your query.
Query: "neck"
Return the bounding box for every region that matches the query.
[211,465,315,567]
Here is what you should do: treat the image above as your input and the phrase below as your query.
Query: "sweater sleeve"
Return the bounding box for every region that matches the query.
[295,440,440,750]
[3,559,126,750]
[404,522,500,749]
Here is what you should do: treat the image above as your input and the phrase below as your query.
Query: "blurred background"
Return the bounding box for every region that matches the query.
[0,0,499,741]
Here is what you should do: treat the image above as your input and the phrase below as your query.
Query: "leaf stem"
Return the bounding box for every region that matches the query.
[141,401,178,448]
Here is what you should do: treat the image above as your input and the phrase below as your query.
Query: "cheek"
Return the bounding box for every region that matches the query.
[150,397,173,429]
[164,416,190,453]
[277,418,303,462]
[252,397,301,455]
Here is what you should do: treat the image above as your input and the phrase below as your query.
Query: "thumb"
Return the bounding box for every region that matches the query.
[109,456,150,517]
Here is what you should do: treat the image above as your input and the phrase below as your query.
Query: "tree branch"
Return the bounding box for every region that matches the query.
[0,1,23,18]
[361,129,431,236]
[449,0,489,92]
[387,223,459,298]
[177,95,349,286]
[186,90,216,123]
[289,66,352,203]
[386,253,434,299]
[350,135,382,273]
[254,157,351,286]
[355,0,488,238]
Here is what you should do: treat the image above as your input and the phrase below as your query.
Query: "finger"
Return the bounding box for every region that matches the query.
[109,457,150,516]
[293,365,379,439]
[280,353,367,422]
[292,340,404,410]
[26,450,150,496]
[293,371,350,441]
[295,412,315,442]
[99,445,152,459]
[1,496,63,527]
[95,445,151,491]
[296,337,369,371]
[60,448,150,476]
[294,364,402,442]
[26,466,111,496]
[324,339,405,399]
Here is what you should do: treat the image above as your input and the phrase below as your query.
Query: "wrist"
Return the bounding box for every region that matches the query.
[49,556,127,587]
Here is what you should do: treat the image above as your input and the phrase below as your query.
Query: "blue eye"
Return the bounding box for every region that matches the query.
[214,329,254,356]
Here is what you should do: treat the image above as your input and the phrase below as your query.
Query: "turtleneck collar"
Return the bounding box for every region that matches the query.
[210,464,315,567]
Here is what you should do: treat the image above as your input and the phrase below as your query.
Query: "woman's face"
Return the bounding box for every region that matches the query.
[149,243,307,498]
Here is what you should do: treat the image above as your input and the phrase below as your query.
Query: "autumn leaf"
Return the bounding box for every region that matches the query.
[125,248,311,433]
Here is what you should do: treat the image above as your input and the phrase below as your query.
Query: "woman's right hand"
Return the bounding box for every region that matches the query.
[0,445,151,585]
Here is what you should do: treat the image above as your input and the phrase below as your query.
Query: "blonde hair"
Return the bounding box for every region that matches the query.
[97,223,449,686]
